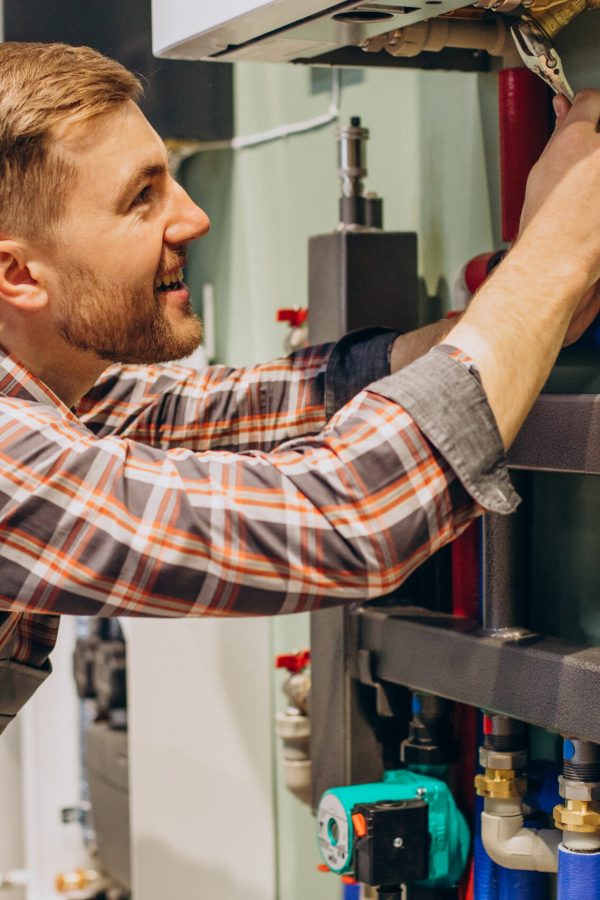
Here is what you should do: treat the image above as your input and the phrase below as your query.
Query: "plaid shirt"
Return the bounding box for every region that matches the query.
[0,331,518,724]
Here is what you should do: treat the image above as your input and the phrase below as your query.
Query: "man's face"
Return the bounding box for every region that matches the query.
[46,101,210,365]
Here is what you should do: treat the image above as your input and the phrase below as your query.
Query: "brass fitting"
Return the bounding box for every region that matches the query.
[55,869,101,893]
[523,0,586,40]
[553,799,600,832]
[475,768,527,800]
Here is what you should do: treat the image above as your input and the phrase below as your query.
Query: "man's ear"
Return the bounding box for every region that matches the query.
[0,240,48,311]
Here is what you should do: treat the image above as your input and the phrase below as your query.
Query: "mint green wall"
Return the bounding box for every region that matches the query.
[183,63,497,368]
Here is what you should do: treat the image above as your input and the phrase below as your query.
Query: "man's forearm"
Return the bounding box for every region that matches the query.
[394,90,600,452]
[445,241,581,450]
[390,318,459,372]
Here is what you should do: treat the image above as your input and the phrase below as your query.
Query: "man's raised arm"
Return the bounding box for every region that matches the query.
[446,90,600,448]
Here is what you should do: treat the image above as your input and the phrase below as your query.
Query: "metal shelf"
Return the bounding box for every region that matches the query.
[509,394,600,474]
[356,605,600,743]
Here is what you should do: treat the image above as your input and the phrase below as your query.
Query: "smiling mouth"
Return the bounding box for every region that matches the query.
[154,267,185,293]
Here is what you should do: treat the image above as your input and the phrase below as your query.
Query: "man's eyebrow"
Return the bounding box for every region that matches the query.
[115,163,167,207]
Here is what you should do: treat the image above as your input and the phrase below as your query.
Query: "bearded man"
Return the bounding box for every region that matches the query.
[0,41,597,727]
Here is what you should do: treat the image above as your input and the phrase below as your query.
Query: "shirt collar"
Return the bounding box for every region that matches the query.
[0,345,80,424]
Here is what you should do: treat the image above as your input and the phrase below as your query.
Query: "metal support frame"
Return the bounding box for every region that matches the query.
[306,163,600,805]
[508,394,600,474]
[354,605,600,744]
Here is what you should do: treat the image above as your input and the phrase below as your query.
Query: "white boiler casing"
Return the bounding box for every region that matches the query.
[151,0,475,63]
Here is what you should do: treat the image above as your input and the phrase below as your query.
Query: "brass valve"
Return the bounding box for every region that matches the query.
[475,768,527,800]
[553,799,600,832]
[523,0,587,41]
[55,869,101,893]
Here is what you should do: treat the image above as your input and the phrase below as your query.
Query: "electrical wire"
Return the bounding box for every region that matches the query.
[167,70,341,173]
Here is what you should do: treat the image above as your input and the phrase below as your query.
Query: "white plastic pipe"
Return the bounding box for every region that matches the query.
[481,810,560,872]
[563,829,600,852]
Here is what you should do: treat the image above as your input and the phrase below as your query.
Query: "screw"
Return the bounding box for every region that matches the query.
[393,837,404,849]
[416,787,427,798]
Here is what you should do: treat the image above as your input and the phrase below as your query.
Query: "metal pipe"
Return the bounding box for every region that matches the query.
[481,509,525,634]
[336,117,369,228]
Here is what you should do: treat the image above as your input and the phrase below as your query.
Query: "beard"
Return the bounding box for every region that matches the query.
[53,260,203,365]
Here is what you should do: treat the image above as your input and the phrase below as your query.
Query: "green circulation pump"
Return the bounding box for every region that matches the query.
[316,770,470,889]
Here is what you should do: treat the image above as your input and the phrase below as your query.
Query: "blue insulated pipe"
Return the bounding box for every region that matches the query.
[497,865,547,899]
[342,881,362,900]
[474,795,499,900]
[557,844,600,899]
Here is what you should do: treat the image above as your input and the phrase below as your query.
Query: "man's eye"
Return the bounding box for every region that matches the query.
[131,185,153,207]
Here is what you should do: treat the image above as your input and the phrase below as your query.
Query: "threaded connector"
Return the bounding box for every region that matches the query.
[553,799,600,833]
[483,714,526,753]
[562,739,600,782]
[475,768,527,800]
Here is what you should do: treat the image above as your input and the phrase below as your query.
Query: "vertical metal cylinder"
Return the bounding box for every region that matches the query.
[481,510,525,633]
[562,738,600,782]
[337,116,369,227]
[483,714,526,752]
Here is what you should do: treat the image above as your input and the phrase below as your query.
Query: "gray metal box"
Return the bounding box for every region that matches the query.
[308,231,420,344]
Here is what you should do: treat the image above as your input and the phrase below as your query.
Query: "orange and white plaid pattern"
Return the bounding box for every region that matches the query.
[0,341,479,673]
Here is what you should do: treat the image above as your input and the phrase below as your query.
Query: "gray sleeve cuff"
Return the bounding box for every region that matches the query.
[366,346,520,515]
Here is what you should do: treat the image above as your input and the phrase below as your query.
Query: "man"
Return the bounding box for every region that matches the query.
[0,41,597,729]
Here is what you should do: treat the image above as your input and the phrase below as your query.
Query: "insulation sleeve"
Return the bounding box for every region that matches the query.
[452,521,480,900]
[497,866,547,899]
[498,68,552,243]
[557,844,600,899]
[474,797,499,900]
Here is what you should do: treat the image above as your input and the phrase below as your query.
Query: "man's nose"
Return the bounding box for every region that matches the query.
[164,180,211,246]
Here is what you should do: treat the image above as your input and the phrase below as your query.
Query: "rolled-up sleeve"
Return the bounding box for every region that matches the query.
[366,344,520,514]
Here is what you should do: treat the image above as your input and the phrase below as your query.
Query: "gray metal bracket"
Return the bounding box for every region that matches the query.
[355,604,600,743]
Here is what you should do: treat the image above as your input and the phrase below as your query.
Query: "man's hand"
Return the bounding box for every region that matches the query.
[518,90,600,294]
[446,88,600,449]
[521,93,600,346]
[563,282,600,345]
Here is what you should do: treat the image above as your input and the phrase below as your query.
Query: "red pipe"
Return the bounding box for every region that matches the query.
[499,68,553,243]
[452,522,479,900]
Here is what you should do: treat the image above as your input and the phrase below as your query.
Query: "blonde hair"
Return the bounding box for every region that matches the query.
[0,42,142,242]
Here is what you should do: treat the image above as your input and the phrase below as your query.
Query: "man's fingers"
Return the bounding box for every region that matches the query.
[552,94,571,133]
[561,88,600,129]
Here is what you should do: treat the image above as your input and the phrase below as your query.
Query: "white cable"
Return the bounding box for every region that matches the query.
[168,69,341,170]
[231,69,341,150]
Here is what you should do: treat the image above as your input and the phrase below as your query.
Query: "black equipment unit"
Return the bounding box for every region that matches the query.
[308,231,420,341]
[352,800,430,889]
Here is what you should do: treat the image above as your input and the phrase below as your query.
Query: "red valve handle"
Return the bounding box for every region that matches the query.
[276,308,308,328]
[275,649,310,673]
